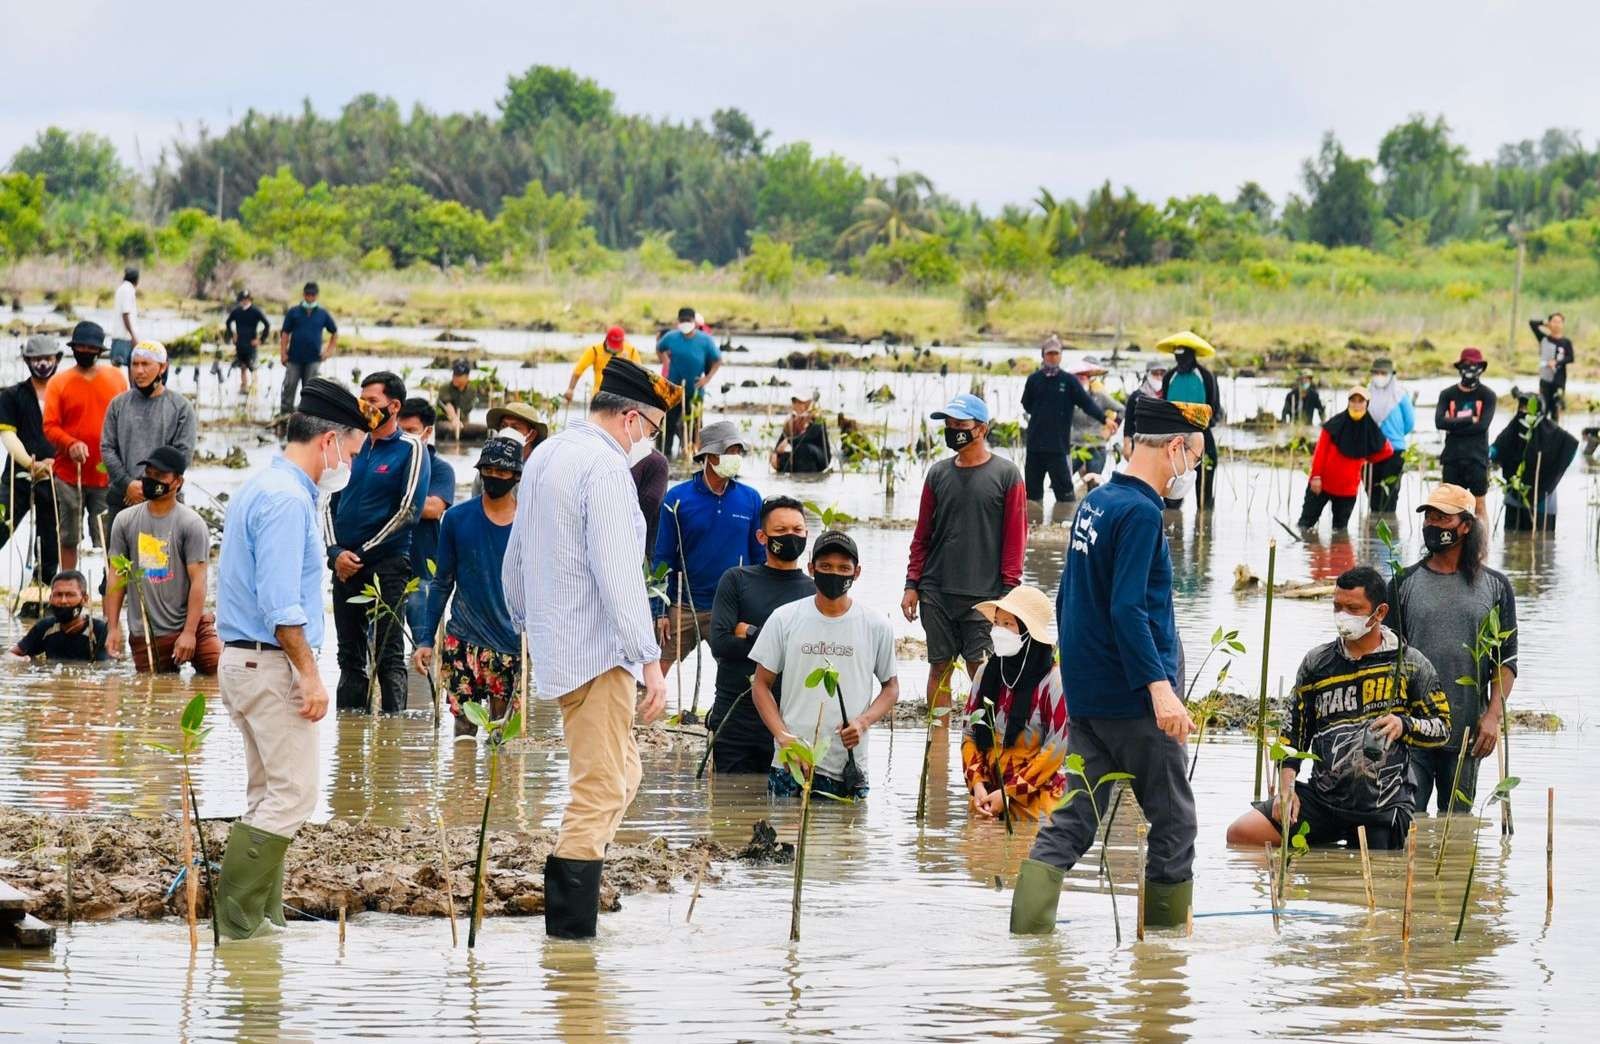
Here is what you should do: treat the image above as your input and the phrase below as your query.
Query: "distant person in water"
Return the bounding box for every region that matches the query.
[1297,388,1394,532]
[7,571,109,662]
[1364,357,1414,513]
[1281,371,1325,426]
[771,394,832,473]
[1530,313,1573,420]
[1490,394,1578,533]
[1157,331,1222,509]
[1435,347,1497,520]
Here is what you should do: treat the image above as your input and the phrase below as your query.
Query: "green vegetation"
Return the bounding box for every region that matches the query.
[146,693,215,948]
[465,701,521,949]
[1054,754,1136,945]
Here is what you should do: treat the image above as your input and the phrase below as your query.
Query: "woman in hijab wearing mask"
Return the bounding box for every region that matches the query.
[1157,331,1223,509]
[1364,357,1414,513]
[961,585,1068,822]
[1297,387,1394,532]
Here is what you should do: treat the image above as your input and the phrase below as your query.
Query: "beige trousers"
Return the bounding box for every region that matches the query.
[218,646,319,837]
[555,666,642,860]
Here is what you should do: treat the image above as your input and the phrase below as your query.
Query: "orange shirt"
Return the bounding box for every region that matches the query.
[43,364,128,487]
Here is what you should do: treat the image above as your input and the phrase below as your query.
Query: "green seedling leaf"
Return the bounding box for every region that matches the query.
[1098,772,1136,784]
[426,558,437,577]
[1375,519,1395,546]
[1490,776,1521,801]
[804,666,828,688]
[463,701,491,729]
[404,578,421,595]
[346,595,376,605]
[1211,626,1224,645]
[1054,788,1086,811]
[1456,675,1478,687]
[1454,788,1474,807]
[1065,752,1086,777]
[180,693,207,734]
[501,711,523,737]
[931,706,951,718]
[1289,821,1311,856]
[145,742,178,755]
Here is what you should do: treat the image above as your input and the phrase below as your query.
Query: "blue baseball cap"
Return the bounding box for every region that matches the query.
[931,393,991,424]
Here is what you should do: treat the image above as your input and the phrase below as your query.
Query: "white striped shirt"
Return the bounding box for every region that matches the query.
[503,419,661,698]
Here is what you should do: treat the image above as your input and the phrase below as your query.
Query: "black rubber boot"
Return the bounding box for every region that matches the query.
[216,821,290,941]
[544,855,602,940]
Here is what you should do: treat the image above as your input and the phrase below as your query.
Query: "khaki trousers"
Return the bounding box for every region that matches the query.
[218,646,319,837]
[555,666,642,860]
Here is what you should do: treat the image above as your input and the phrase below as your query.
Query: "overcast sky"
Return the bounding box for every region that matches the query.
[5,1,1597,213]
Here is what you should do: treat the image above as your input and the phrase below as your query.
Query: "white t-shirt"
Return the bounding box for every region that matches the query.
[750,597,897,782]
[114,280,138,336]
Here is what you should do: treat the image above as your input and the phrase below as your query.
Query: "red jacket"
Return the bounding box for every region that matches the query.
[1309,428,1393,497]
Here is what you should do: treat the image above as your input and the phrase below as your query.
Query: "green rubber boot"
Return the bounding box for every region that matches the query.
[216,821,290,941]
[1143,878,1193,930]
[1009,858,1065,935]
[265,858,287,928]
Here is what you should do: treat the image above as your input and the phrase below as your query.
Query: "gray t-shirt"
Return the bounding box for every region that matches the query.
[1390,561,1519,748]
[910,454,1024,599]
[108,502,211,637]
[750,597,897,783]
[100,389,198,501]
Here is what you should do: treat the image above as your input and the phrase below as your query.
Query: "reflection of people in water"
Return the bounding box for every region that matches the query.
[7,570,109,662]
[770,394,831,473]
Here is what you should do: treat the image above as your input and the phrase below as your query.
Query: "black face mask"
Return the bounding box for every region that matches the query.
[1457,367,1483,389]
[141,477,173,501]
[1422,523,1460,553]
[944,426,975,451]
[27,359,59,381]
[481,475,517,499]
[135,375,161,397]
[51,604,80,625]
[764,533,806,562]
[72,350,99,369]
[1174,349,1198,373]
[813,571,854,600]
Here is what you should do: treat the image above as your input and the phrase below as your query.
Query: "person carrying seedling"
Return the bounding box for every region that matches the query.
[1490,393,1578,533]
[1225,566,1450,850]
[706,495,817,773]
[1011,397,1209,935]
[213,377,367,940]
[324,371,430,714]
[1157,331,1222,509]
[751,530,899,801]
[1296,387,1394,533]
[0,335,65,587]
[397,398,457,659]
[960,585,1069,821]
[1388,483,1518,813]
[42,320,128,571]
[105,446,221,674]
[413,437,523,741]
[903,393,1027,713]
[564,324,642,404]
[6,570,108,662]
[652,420,765,674]
[435,359,480,439]
[501,356,677,940]
[771,392,832,474]
[1364,357,1414,513]
[1435,347,1498,519]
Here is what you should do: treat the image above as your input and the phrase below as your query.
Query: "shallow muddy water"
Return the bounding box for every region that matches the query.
[1,325,1597,1040]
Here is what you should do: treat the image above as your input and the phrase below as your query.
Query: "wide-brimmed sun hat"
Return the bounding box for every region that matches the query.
[975,585,1056,643]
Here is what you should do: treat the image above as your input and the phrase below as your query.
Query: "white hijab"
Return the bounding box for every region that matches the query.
[1366,373,1404,424]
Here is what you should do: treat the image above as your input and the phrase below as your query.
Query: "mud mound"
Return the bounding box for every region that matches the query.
[0,807,726,923]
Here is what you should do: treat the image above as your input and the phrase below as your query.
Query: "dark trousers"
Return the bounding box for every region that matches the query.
[1298,487,1357,530]
[1409,746,1481,813]
[659,396,699,460]
[1538,378,1564,421]
[1029,715,1197,885]
[1505,504,1556,532]
[0,476,59,585]
[331,554,412,713]
[1024,450,1073,502]
[1366,451,1405,513]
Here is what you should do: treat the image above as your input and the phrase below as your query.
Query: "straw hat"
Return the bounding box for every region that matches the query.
[975,585,1055,643]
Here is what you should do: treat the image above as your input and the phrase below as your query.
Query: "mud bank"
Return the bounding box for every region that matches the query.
[0,807,728,924]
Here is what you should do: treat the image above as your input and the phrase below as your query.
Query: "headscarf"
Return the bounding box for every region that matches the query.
[972,637,1056,752]
[1365,372,1404,426]
[1322,405,1390,459]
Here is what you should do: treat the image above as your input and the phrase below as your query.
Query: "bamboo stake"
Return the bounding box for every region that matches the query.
[1254,539,1277,801]
[517,634,529,738]
[1546,787,1555,920]
[1357,825,1375,912]
[338,901,346,945]
[1401,823,1418,947]
[436,812,458,948]
[1135,822,1147,942]
[63,822,74,925]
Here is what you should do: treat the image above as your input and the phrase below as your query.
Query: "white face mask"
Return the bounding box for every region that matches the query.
[493,427,527,446]
[1334,610,1376,641]
[678,322,696,337]
[990,625,1026,658]
[711,454,743,479]
[1165,442,1198,499]
[624,414,654,466]
[1371,373,1393,388]
[318,438,352,494]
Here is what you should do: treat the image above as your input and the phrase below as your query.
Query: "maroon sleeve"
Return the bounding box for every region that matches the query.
[905,481,937,587]
[1000,476,1027,590]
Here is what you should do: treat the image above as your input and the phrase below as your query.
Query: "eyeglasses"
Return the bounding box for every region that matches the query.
[635,412,662,439]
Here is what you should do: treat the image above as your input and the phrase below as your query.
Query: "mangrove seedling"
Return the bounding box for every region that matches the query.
[1186,665,1230,781]
[346,576,420,714]
[966,697,1012,834]
[915,662,961,822]
[663,500,706,723]
[108,553,158,675]
[1253,539,1277,800]
[801,500,855,531]
[779,706,833,942]
[1054,753,1135,945]
[147,692,215,948]
[1460,605,1518,836]
[1267,736,1318,911]
[466,701,522,948]
[807,661,865,795]
[1453,776,1521,942]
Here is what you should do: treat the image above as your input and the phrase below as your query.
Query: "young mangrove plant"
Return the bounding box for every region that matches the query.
[108,553,158,675]
[807,661,865,795]
[663,500,706,724]
[1055,753,1136,945]
[780,704,833,942]
[1460,605,1518,836]
[1433,734,1475,878]
[966,697,1012,834]
[147,693,215,948]
[800,500,856,532]
[1267,736,1317,913]
[915,661,961,822]
[1186,625,1245,780]
[466,701,522,948]
[1453,776,1521,942]
[347,576,420,714]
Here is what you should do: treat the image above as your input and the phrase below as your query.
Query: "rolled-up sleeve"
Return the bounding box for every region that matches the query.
[585,468,661,664]
[253,493,311,630]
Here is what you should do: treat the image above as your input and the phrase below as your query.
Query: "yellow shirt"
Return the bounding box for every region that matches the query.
[571,342,642,390]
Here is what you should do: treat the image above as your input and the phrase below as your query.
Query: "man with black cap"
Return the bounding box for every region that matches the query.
[0,335,63,586]
[654,305,722,459]
[413,436,524,739]
[1436,347,1497,519]
[1011,396,1210,936]
[324,371,430,713]
[43,320,128,570]
[225,290,271,395]
[105,445,220,674]
[112,267,140,365]
[213,376,367,940]
[502,355,679,939]
[436,358,479,440]
[652,419,764,676]
[279,281,338,417]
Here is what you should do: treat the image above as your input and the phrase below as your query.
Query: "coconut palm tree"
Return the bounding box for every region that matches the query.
[837,170,935,252]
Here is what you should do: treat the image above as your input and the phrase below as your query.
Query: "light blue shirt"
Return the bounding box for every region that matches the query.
[217,453,326,648]
[1376,390,1415,452]
[502,420,662,698]
[657,329,721,397]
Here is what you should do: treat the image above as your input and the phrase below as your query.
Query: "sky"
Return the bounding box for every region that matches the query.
[5,1,1599,213]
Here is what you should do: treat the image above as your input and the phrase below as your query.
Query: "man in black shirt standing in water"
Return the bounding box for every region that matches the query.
[706,495,816,773]
[1435,347,1497,519]
[1530,313,1573,421]
[225,290,271,396]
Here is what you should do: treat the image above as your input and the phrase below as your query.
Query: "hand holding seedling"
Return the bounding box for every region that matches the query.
[1471,708,1501,757]
[837,716,868,749]
[1370,714,1404,743]
[972,781,1004,817]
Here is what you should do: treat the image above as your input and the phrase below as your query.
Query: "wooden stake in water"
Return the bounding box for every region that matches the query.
[1135,822,1147,942]
[1264,843,1280,934]
[1254,539,1277,801]
[1357,825,1375,912]
[1401,823,1418,946]
[338,901,346,945]
[1546,787,1555,920]
[436,812,458,948]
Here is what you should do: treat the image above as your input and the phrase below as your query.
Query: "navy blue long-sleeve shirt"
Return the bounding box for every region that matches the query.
[1056,472,1180,718]
[1021,369,1107,452]
[410,447,456,577]
[323,428,430,566]
[419,497,519,656]
[652,472,764,615]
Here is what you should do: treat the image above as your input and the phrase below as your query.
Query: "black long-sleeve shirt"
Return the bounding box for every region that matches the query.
[1435,383,1497,465]
[225,305,271,348]
[1282,385,1325,425]
[1021,369,1107,452]
[707,564,816,744]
